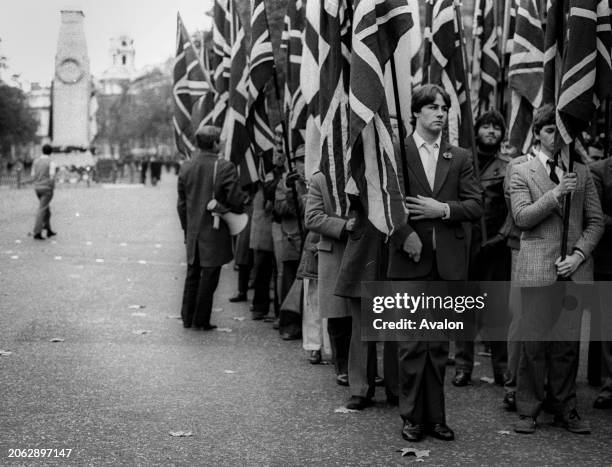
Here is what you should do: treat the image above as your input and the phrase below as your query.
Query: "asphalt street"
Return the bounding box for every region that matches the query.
[1,174,612,466]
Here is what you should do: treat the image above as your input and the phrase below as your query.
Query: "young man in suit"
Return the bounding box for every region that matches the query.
[510,104,603,434]
[177,126,246,330]
[388,84,483,442]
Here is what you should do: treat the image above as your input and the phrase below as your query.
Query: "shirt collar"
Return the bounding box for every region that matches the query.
[536,149,555,169]
[413,131,441,151]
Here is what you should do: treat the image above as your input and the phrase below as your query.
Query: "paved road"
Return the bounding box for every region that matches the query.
[1,175,611,466]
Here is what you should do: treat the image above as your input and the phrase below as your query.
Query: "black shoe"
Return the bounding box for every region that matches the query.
[251,312,266,320]
[452,370,471,387]
[201,324,217,331]
[428,423,455,441]
[183,323,192,329]
[336,374,349,386]
[514,415,536,434]
[308,350,322,364]
[503,391,517,412]
[33,233,44,240]
[375,376,385,387]
[46,230,57,237]
[345,396,373,411]
[555,410,591,434]
[401,420,425,442]
[594,396,612,409]
[280,332,300,340]
[229,293,247,303]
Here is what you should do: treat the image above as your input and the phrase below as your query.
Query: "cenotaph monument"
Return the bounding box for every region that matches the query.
[52,10,92,149]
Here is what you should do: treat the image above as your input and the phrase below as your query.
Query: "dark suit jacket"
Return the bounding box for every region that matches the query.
[177,150,245,267]
[589,158,612,275]
[387,136,482,280]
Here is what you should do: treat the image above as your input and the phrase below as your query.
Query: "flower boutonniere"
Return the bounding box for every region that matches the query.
[442,151,453,160]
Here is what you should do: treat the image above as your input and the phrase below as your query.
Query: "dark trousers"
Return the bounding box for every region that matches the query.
[279,259,301,337]
[328,316,352,376]
[516,284,581,418]
[237,265,251,295]
[252,249,275,314]
[456,240,510,376]
[347,297,399,399]
[397,258,448,424]
[34,189,53,235]
[588,272,612,387]
[181,246,221,328]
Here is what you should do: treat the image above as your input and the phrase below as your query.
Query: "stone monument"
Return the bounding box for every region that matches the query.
[52,10,92,149]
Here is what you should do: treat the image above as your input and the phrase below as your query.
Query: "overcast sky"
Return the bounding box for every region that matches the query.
[0,0,214,86]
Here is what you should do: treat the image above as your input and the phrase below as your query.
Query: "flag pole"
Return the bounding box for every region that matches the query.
[263,0,304,238]
[605,97,611,158]
[389,55,410,195]
[455,0,488,242]
[496,0,508,114]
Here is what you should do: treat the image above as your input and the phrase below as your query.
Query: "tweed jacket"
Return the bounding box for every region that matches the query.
[510,157,603,286]
[177,150,246,267]
[305,171,351,317]
[499,153,533,250]
[589,158,612,275]
[387,136,483,280]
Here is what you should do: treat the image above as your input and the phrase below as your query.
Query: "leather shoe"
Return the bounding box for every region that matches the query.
[336,374,349,386]
[503,391,517,412]
[33,233,44,240]
[428,423,455,441]
[345,396,373,411]
[280,332,299,340]
[593,396,612,409]
[514,416,536,434]
[229,293,247,303]
[201,324,217,331]
[46,230,57,237]
[401,420,424,442]
[251,312,266,320]
[554,409,591,434]
[308,350,322,364]
[452,370,471,387]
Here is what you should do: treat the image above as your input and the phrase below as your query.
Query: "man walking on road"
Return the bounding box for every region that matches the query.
[31,144,57,240]
[177,126,246,330]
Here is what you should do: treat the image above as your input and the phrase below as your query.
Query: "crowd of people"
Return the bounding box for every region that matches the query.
[174,84,612,442]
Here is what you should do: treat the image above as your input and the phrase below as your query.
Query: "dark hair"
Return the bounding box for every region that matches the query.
[532,104,556,135]
[475,109,506,140]
[410,84,451,128]
[195,135,215,150]
[42,144,53,155]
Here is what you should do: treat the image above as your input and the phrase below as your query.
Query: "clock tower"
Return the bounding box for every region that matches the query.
[52,10,92,149]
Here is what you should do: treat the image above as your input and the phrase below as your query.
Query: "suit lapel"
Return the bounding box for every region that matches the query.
[432,139,451,197]
[404,136,433,195]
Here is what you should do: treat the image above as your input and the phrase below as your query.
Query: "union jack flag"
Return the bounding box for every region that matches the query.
[318,0,352,217]
[281,0,307,153]
[471,0,501,115]
[544,0,612,145]
[422,0,471,147]
[507,0,544,153]
[347,0,413,235]
[223,0,258,185]
[173,13,210,158]
[301,0,321,176]
[406,0,423,87]
[246,0,275,165]
[211,0,232,127]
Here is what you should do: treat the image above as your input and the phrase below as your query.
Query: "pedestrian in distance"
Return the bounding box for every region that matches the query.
[31,144,58,240]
